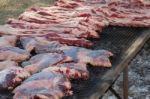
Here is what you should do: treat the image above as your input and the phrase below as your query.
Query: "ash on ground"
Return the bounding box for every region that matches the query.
[103,40,150,99]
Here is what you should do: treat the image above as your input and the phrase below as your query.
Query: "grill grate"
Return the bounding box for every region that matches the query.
[0,26,149,99]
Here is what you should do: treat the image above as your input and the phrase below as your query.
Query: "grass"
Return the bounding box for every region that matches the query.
[0,0,56,24]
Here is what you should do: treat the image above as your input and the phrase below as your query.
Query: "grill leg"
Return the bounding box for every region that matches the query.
[123,65,128,99]
[109,87,122,99]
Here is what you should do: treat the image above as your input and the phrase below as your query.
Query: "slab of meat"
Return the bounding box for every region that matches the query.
[0,60,18,71]
[105,0,150,27]
[0,46,30,62]
[46,36,93,48]
[22,53,72,74]
[0,25,93,48]
[8,17,100,39]
[43,62,89,80]
[0,35,17,47]
[20,36,63,52]
[13,71,72,99]
[0,67,30,90]
[37,46,113,67]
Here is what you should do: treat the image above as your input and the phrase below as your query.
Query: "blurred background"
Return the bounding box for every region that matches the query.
[0,0,56,24]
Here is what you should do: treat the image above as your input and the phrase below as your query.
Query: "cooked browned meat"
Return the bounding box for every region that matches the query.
[0,35,17,47]
[22,53,72,74]
[13,71,72,99]
[0,60,18,71]
[0,67,30,90]
[43,62,89,80]
[0,46,30,62]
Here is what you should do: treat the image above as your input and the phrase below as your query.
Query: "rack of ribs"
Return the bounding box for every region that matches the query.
[13,71,72,99]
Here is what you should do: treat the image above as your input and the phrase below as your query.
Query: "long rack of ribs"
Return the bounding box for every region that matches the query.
[13,71,72,99]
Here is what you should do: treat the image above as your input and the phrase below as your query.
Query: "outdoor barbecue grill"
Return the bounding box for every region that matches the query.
[0,26,149,99]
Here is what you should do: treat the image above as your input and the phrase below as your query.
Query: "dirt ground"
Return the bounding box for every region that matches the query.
[0,0,150,99]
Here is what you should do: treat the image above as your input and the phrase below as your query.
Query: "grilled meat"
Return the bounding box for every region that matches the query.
[0,60,18,71]
[20,36,62,52]
[0,35,17,47]
[13,71,72,99]
[43,62,89,80]
[22,53,72,74]
[0,67,30,90]
[0,46,30,62]
[37,46,113,67]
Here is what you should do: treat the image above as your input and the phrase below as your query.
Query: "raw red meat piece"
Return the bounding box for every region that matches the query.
[54,0,83,9]
[46,36,93,48]
[0,24,98,42]
[0,67,30,90]
[0,35,17,47]
[43,62,89,80]
[0,25,93,48]
[0,46,30,62]
[37,46,113,67]
[22,53,72,74]
[58,46,113,67]
[0,60,18,71]
[13,71,72,99]
[20,36,62,52]
[106,0,150,27]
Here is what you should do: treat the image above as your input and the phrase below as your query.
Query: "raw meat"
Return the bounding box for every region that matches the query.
[43,62,89,80]
[0,25,93,48]
[0,46,30,62]
[22,53,72,74]
[37,46,113,67]
[46,36,93,48]
[0,60,18,71]
[13,71,72,99]
[20,36,62,52]
[0,35,17,47]
[0,67,30,90]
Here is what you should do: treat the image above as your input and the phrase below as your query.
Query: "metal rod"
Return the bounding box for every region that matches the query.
[109,87,122,99]
[123,65,128,99]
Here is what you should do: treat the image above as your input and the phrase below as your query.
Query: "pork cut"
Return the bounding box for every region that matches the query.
[20,36,62,52]
[0,35,17,47]
[0,25,93,48]
[0,46,30,62]
[43,62,89,80]
[0,67,30,90]
[13,71,72,99]
[22,53,72,74]
[37,46,113,67]
[0,60,18,71]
